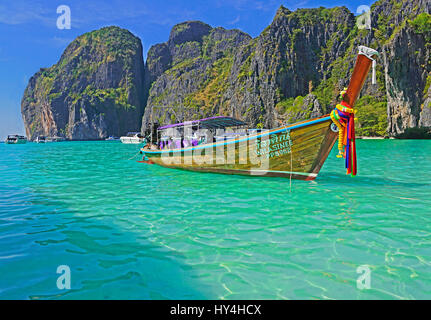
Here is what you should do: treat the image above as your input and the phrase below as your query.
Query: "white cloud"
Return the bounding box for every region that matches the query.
[52,36,74,47]
[216,0,279,12]
[0,0,202,31]
[0,2,52,25]
[228,15,240,25]
[289,0,310,10]
[0,1,151,27]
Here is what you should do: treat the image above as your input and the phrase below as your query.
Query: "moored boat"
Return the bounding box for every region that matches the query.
[5,135,27,144]
[35,136,47,143]
[46,136,65,142]
[142,115,337,180]
[120,132,146,144]
[140,46,379,180]
[105,136,120,141]
[35,136,65,143]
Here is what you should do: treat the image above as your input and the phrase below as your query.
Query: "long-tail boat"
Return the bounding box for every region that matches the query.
[140,46,379,180]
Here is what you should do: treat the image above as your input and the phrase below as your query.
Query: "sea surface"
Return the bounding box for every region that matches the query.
[0,140,430,300]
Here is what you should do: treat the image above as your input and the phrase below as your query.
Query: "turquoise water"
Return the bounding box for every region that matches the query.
[0,140,430,300]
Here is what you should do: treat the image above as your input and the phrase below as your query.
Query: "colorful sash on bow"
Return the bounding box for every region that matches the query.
[330,98,357,176]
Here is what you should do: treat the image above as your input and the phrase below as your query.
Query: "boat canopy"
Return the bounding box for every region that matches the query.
[158,116,247,131]
[126,132,143,137]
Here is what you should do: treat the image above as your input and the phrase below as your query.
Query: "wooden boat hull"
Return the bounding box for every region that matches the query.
[142,115,337,180]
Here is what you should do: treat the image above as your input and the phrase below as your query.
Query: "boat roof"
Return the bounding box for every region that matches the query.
[158,116,247,130]
[8,135,25,138]
[125,132,143,137]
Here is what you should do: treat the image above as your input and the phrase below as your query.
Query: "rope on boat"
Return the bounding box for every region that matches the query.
[128,150,142,160]
[289,144,293,192]
[359,46,377,85]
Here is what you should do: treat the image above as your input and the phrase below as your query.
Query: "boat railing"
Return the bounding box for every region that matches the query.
[159,136,200,150]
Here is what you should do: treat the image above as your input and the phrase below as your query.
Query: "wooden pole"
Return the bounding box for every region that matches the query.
[343,48,378,107]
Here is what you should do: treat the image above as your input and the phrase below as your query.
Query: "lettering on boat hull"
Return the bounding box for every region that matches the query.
[255,132,292,159]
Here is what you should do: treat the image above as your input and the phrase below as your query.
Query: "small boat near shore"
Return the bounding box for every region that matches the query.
[47,136,65,142]
[35,136,47,143]
[5,135,27,144]
[140,46,379,180]
[105,136,120,141]
[35,136,65,143]
[120,132,146,144]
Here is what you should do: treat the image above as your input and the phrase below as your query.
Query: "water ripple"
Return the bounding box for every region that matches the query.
[0,140,430,299]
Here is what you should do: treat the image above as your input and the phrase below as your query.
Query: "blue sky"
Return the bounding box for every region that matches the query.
[0,0,373,140]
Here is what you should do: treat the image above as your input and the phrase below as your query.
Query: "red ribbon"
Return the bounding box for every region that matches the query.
[340,101,357,176]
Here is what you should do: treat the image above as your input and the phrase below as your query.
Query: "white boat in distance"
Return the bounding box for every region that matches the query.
[5,135,27,144]
[46,136,65,142]
[35,136,65,143]
[120,132,146,144]
[105,136,120,141]
[35,136,47,143]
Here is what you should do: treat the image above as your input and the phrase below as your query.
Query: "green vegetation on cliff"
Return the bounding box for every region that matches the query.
[355,95,388,136]
[184,56,234,114]
[410,12,431,35]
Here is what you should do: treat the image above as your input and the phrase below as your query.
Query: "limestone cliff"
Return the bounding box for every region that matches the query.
[141,0,431,137]
[21,26,145,140]
[141,8,356,132]
[21,1,430,139]
[374,0,431,135]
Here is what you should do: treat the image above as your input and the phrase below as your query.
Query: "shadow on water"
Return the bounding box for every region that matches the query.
[1,188,215,300]
[0,142,216,299]
[144,161,431,190]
